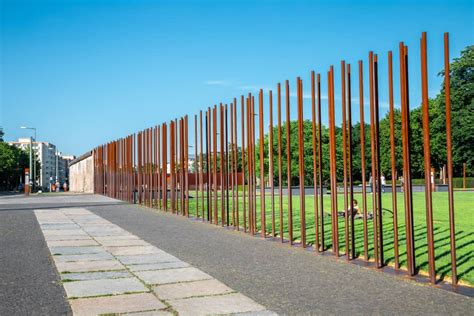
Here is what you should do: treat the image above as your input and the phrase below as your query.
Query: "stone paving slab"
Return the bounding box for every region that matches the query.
[63,277,148,298]
[47,239,100,247]
[53,252,114,262]
[123,311,174,316]
[40,223,80,230]
[127,261,190,272]
[134,267,212,285]
[98,238,150,247]
[56,260,125,273]
[69,293,167,315]
[117,253,180,265]
[105,246,163,256]
[168,293,267,316]
[44,235,93,241]
[95,235,141,241]
[61,270,131,281]
[152,279,234,300]
[42,229,89,236]
[50,246,105,255]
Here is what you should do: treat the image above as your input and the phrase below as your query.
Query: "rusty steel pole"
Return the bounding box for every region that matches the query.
[269,90,275,237]
[200,111,204,220]
[444,32,457,285]
[374,54,384,266]
[341,61,349,260]
[328,66,339,256]
[286,80,293,244]
[234,99,239,230]
[369,52,380,266]
[205,110,211,222]
[213,106,218,224]
[347,63,355,260]
[259,89,266,237]
[358,61,368,260]
[317,73,324,251]
[311,71,320,252]
[388,51,400,269]
[297,77,306,247]
[230,102,235,226]
[421,32,436,284]
[400,42,416,276]
[220,104,225,226]
[225,104,230,226]
[277,83,284,242]
[241,97,247,232]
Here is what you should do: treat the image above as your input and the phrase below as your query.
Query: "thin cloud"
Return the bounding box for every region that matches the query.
[204,80,229,86]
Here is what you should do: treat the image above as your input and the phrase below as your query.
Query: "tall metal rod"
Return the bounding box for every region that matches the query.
[200,111,204,220]
[269,90,275,237]
[374,54,384,266]
[297,77,306,247]
[241,96,246,232]
[185,115,189,217]
[234,98,239,230]
[311,71,320,252]
[358,60,368,260]
[444,32,457,285]
[259,89,266,237]
[285,80,293,244]
[170,122,175,212]
[213,106,218,224]
[420,32,436,284]
[347,63,355,260]
[277,83,284,242]
[400,42,416,276]
[205,110,211,221]
[230,102,235,227]
[195,115,199,218]
[247,96,252,233]
[342,61,349,260]
[251,95,256,234]
[328,67,339,256]
[317,74,324,251]
[163,125,167,211]
[388,51,400,269]
[225,104,230,226]
[220,105,225,225]
[369,52,379,266]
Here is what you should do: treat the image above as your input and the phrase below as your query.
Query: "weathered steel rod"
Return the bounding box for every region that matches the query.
[286,80,293,244]
[444,32,457,285]
[277,83,284,242]
[259,89,266,237]
[388,51,400,269]
[311,71,320,251]
[421,32,436,283]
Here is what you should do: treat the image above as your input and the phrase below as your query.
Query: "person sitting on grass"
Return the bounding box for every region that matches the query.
[337,199,374,220]
[338,199,360,218]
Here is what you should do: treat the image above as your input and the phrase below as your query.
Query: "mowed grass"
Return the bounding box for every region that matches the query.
[164,190,473,286]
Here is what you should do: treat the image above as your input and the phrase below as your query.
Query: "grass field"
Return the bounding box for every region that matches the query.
[162,190,473,286]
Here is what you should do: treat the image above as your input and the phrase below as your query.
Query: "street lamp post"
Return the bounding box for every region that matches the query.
[20,126,36,191]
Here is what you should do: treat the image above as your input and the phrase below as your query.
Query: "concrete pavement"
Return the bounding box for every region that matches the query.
[1,193,473,315]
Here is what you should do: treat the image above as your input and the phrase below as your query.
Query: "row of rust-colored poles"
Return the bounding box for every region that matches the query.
[93,33,459,286]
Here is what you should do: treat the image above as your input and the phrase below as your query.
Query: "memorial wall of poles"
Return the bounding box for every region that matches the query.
[94,33,459,286]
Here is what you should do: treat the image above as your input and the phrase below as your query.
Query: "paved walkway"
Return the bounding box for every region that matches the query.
[35,207,273,315]
[1,193,474,315]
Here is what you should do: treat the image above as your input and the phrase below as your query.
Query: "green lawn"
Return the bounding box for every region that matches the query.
[162,190,473,286]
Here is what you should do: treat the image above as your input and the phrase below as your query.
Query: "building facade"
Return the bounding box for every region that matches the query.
[8,138,75,190]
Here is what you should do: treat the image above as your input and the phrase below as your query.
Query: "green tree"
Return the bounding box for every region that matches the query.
[0,142,29,190]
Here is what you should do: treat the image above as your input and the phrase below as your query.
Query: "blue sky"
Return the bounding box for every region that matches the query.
[2,0,473,156]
